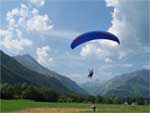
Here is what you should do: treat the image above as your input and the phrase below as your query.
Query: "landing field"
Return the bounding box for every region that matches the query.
[0,99,149,113]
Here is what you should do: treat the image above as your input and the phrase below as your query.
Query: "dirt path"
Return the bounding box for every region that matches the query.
[11,108,90,113]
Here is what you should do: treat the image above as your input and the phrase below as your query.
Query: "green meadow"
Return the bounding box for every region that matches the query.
[0,99,149,113]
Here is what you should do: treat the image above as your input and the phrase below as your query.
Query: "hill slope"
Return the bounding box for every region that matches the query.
[14,54,86,94]
[82,69,150,97]
[0,50,70,93]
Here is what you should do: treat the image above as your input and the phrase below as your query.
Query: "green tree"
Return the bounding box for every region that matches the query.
[0,83,15,99]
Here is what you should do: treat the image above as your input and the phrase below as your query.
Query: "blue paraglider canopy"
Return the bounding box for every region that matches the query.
[71,31,120,49]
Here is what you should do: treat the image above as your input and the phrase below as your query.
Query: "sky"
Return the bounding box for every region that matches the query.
[0,0,149,84]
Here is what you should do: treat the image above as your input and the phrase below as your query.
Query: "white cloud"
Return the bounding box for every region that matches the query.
[6,4,53,33]
[1,2,53,53]
[105,57,113,63]
[99,40,118,47]
[106,0,149,47]
[30,0,45,7]
[142,64,150,70]
[121,64,133,68]
[47,29,79,39]
[0,37,32,50]
[80,0,149,61]
[0,29,12,38]
[0,28,32,52]
[105,0,119,7]
[26,14,53,33]
[6,4,29,29]
[80,43,105,57]
[98,63,133,73]
[36,46,53,65]
[117,51,127,60]
[80,42,115,62]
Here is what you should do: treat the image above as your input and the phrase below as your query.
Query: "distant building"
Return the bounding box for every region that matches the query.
[67,97,73,103]
[131,102,137,106]
[124,102,128,105]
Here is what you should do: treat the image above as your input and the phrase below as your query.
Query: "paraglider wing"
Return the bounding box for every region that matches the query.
[71,31,120,49]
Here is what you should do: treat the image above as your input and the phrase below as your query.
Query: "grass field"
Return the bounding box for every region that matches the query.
[0,99,149,113]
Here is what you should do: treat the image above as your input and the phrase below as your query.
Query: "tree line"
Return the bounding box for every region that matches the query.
[0,83,149,105]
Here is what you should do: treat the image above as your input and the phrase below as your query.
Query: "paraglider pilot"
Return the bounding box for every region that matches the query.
[88,69,94,78]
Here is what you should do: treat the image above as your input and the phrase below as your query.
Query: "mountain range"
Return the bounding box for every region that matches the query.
[14,54,86,94]
[81,69,150,97]
[0,50,86,94]
[1,50,149,97]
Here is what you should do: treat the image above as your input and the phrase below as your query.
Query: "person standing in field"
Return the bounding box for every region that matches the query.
[91,102,96,113]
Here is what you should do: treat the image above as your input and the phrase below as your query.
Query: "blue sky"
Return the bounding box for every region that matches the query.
[0,0,149,84]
